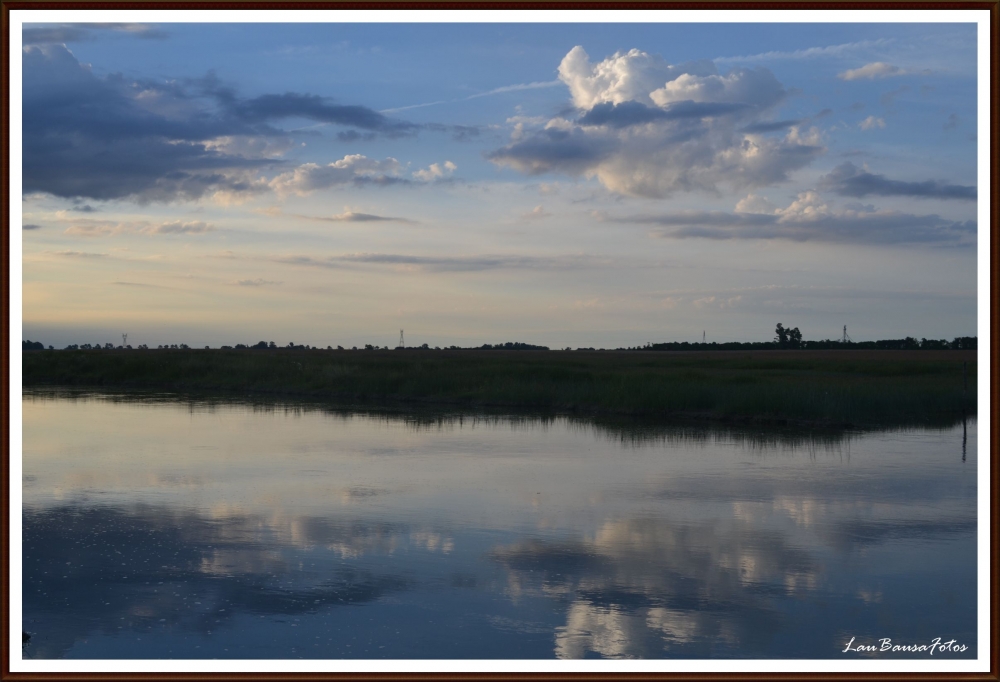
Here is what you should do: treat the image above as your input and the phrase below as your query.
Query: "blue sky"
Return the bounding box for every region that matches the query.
[18,18,982,349]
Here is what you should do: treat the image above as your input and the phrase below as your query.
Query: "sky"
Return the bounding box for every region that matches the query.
[16,17,984,350]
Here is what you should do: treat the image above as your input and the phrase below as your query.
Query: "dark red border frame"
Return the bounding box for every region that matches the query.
[0,5,996,680]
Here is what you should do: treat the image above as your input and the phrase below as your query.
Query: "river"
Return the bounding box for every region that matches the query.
[20,390,977,659]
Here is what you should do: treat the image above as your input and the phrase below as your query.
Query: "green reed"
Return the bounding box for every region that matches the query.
[22,349,975,428]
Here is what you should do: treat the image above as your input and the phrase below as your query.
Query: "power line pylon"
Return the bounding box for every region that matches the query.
[399,329,404,348]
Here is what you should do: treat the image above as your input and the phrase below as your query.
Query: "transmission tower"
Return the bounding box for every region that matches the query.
[842,325,851,343]
[702,330,705,343]
[122,333,127,347]
[399,329,404,348]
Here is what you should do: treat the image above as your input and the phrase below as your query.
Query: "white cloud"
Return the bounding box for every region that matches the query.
[490,46,822,199]
[412,160,456,181]
[775,191,830,222]
[520,205,552,221]
[559,46,783,111]
[858,116,886,131]
[149,220,213,234]
[465,80,561,100]
[62,218,214,236]
[268,155,403,198]
[715,39,892,64]
[838,62,905,81]
[734,193,777,214]
[203,135,295,159]
[558,46,716,109]
[649,68,784,110]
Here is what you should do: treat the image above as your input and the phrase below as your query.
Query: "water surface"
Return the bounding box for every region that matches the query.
[21,390,977,659]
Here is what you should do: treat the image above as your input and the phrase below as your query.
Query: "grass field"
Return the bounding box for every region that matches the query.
[21,348,976,428]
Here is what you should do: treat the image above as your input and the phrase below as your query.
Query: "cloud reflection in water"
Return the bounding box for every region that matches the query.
[21,393,977,659]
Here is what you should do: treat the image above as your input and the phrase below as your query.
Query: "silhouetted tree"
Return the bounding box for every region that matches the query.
[788,327,802,349]
[775,323,802,349]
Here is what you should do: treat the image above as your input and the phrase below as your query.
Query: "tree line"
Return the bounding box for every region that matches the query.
[22,330,976,354]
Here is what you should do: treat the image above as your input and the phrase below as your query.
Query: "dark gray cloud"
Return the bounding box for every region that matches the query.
[51,250,110,258]
[22,504,410,658]
[23,223,42,230]
[270,252,615,273]
[192,74,476,141]
[23,23,167,45]
[944,113,960,130]
[21,45,434,203]
[578,101,669,128]
[487,127,617,176]
[578,100,750,129]
[441,124,482,142]
[880,85,909,108]
[112,281,168,288]
[819,163,976,201]
[337,130,378,143]
[315,211,417,224]
[272,253,531,273]
[23,26,92,44]
[741,119,804,133]
[235,278,282,286]
[223,92,418,138]
[489,120,822,198]
[612,203,975,245]
[22,46,274,202]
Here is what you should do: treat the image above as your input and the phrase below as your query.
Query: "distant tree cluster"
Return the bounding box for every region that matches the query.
[774,323,803,349]
[476,342,550,350]
[625,341,778,351]
[231,341,332,350]
[624,330,977,352]
[61,342,120,350]
[430,342,549,350]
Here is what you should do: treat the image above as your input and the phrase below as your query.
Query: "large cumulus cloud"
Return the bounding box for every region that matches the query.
[488,46,824,198]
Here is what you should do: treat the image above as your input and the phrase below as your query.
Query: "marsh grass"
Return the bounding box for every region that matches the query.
[22,349,975,428]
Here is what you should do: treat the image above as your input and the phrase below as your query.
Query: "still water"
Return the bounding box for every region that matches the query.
[21,390,977,659]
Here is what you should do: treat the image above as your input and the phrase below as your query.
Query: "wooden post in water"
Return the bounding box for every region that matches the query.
[962,361,968,462]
